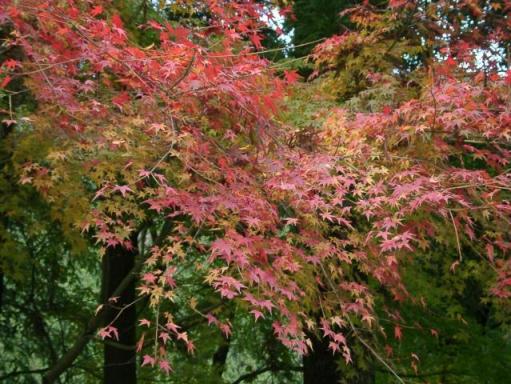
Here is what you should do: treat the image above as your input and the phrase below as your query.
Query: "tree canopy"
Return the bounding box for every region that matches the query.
[1,1,511,383]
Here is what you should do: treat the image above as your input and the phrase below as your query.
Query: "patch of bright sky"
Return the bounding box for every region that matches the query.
[394,1,508,76]
[155,1,295,55]
[261,6,294,56]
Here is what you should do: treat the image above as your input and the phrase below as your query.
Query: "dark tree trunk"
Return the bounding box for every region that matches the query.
[102,241,138,384]
[353,364,375,384]
[0,21,33,315]
[303,333,377,384]
[212,341,230,376]
[0,270,3,310]
[303,334,341,384]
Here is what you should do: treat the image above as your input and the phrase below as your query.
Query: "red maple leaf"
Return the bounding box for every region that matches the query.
[394,325,402,341]
[112,92,131,109]
[90,5,103,17]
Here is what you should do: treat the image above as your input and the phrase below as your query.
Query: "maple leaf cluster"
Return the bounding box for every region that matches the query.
[2,0,511,375]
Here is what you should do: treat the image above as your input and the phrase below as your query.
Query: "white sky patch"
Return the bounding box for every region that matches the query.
[261,6,294,52]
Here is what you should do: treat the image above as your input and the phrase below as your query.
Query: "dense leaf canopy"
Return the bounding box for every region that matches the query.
[1,1,511,383]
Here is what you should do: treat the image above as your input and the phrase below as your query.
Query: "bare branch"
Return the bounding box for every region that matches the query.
[42,252,144,383]
[0,367,49,381]
[231,365,303,384]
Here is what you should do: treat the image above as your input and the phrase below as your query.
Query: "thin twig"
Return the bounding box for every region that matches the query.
[318,263,406,384]
[448,209,463,262]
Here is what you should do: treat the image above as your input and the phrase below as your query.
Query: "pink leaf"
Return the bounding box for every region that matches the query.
[219,322,231,338]
[250,309,264,321]
[139,318,151,327]
[206,313,218,326]
[159,359,172,374]
[394,325,402,341]
[142,354,155,367]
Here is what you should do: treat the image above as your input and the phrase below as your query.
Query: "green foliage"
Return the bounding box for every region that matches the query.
[374,243,511,383]
[284,0,356,57]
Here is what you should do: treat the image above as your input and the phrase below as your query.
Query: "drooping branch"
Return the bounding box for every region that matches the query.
[376,368,476,379]
[42,219,175,383]
[318,263,405,384]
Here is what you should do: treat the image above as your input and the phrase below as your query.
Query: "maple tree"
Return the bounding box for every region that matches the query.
[287,1,511,381]
[1,0,511,383]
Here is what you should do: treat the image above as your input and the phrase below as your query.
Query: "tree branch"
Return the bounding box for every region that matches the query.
[0,367,49,381]
[376,368,476,379]
[42,254,144,383]
[231,365,303,384]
